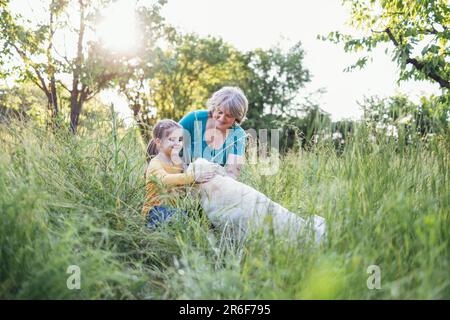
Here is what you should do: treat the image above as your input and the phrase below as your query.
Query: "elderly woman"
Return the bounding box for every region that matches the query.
[179,86,248,179]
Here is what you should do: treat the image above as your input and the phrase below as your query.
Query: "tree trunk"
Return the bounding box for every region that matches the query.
[70,0,86,134]
[49,76,59,124]
[70,95,81,133]
[46,4,59,128]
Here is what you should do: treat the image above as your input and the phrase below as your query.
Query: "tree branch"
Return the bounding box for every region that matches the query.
[385,28,449,89]
[57,80,71,93]
[10,42,51,95]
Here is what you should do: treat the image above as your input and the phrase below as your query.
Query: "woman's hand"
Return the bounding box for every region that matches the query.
[225,154,244,179]
[187,158,218,183]
[194,171,216,183]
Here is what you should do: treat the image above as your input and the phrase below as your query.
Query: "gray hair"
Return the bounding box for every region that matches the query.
[207,86,249,124]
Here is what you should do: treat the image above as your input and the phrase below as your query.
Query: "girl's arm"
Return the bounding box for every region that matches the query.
[146,161,195,186]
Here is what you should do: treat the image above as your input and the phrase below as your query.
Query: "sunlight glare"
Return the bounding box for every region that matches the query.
[97,0,138,53]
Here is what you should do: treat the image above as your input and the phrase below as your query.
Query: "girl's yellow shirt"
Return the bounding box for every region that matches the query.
[141,157,195,217]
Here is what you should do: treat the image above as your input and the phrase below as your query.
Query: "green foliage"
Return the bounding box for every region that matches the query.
[247,104,332,152]
[0,82,48,124]
[243,41,311,124]
[0,0,168,132]
[322,0,450,89]
[237,41,319,151]
[360,92,449,139]
[146,34,248,121]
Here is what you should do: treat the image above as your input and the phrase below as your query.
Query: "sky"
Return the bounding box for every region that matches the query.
[7,0,444,122]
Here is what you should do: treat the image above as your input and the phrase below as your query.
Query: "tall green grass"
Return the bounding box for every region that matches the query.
[0,116,449,299]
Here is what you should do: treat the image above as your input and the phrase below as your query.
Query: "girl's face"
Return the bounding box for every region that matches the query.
[157,128,184,159]
[212,106,236,131]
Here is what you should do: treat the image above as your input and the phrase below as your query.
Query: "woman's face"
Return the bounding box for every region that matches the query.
[212,106,236,131]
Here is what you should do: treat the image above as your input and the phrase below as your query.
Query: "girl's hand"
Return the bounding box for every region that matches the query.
[187,158,220,183]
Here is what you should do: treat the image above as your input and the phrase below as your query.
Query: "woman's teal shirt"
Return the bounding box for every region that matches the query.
[179,110,246,166]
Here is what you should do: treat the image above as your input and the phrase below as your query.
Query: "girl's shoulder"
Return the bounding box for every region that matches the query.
[148,156,163,165]
[146,157,165,172]
[147,156,183,172]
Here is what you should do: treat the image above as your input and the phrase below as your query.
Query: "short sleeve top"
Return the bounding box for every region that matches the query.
[179,110,246,166]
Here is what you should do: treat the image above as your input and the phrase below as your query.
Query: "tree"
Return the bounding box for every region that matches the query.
[323,0,449,89]
[151,34,248,119]
[0,81,48,124]
[260,103,332,152]
[0,0,11,79]
[0,0,67,123]
[0,0,167,133]
[239,41,321,151]
[112,2,172,141]
[241,41,311,130]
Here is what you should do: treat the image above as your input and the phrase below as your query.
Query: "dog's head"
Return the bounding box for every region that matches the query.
[186,158,226,178]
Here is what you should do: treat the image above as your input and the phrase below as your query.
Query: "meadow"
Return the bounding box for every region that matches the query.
[1,115,449,299]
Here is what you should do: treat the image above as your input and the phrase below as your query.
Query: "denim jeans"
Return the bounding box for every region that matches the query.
[146,206,186,229]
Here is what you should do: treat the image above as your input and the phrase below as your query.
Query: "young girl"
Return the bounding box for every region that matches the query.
[142,119,215,228]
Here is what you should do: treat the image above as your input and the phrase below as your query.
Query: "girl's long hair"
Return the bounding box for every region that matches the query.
[146,119,182,163]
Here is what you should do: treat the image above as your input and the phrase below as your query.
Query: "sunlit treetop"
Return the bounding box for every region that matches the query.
[323,0,449,90]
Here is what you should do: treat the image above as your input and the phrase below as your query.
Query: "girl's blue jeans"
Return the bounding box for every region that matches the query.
[146,206,186,228]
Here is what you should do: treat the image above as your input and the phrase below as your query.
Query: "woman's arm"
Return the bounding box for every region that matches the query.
[225,153,244,179]
[225,127,247,179]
